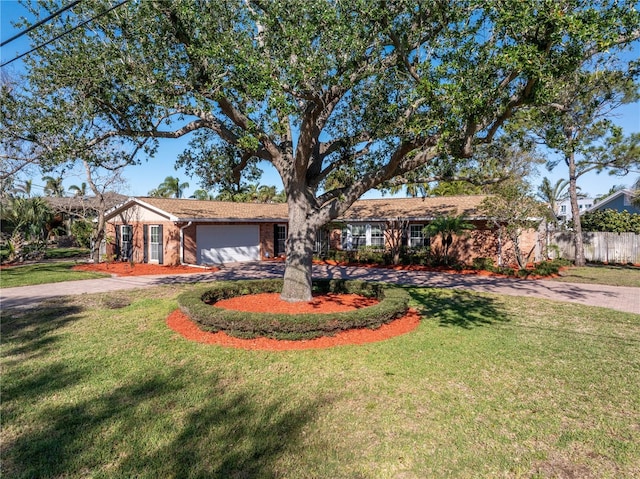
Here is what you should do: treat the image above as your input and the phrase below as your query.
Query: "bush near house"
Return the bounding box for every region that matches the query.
[579,209,640,234]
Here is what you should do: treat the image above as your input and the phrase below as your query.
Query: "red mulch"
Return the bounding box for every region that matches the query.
[71,262,219,276]
[312,259,561,280]
[167,292,420,351]
[215,292,379,313]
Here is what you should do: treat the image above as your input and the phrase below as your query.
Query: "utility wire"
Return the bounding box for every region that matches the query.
[0,0,82,47]
[1,0,130,68]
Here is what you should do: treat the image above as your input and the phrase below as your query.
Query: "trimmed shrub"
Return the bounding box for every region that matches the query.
[472,257,495,271]
[177,279,410,340]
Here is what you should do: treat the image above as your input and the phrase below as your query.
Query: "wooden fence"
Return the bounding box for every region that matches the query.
[550,232,640,264]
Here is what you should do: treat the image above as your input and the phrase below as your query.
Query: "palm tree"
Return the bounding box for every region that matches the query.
[536,177,569,219]
[257,185,278,203]
[4,197,53,261]
[190,189,213,200]
[68,182,87,197]
[42,175,65,197]
[594,184,627,203]
[388,182,429,198]
[241,183,260,202]
[12,179,33,198]
[424,215,475,264]
[153,176,190,198]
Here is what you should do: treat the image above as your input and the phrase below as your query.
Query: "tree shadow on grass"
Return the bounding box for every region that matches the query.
[4,368,330,478]
[1,302,84,361]
[407,288,510,329]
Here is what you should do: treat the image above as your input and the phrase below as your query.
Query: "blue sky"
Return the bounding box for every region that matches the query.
[1,1,638,200]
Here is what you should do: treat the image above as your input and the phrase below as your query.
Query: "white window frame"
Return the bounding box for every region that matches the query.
[314,228,328,254]
[149,225,161,263]
[370,224,385,248]
[409,224,424,248]
[343,223,386,250]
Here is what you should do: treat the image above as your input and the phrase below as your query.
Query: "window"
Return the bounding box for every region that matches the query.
[409,224,424,248]
[352,224,367,249]
[370,224,384,248]
[120,225,132,260]
[560,205,566,213]
[342,224,367,250]
[343,223,385,250]
[150,225,161,262]
[275,225,287,256]
[314,228,328,254]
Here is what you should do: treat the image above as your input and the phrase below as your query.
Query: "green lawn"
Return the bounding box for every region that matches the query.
[551,264,640,288]
[0,262,108,288]
[2,286,639,478]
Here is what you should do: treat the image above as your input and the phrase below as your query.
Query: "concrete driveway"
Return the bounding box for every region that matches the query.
[1,262,639,314]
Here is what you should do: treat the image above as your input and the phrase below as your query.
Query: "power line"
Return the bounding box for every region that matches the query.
[1,0,130,68]
[0,0,82,47]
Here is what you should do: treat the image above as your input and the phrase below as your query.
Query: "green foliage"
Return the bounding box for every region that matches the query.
[580,209,640,233]
[354,246,387,265]
[70,220,93,248]
[472,257,496,271]
[519,259,572,278]
[424,215,475,263]
[177,279,409,340]
[7,0,640,300]
[149,176,189,198]
[1,197,53,243]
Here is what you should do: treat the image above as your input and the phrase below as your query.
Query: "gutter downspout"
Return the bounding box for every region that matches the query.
[179,221,215,269]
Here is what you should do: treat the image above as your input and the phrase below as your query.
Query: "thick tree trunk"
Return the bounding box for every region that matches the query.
[567,152,586,266]
[280,197,317,302]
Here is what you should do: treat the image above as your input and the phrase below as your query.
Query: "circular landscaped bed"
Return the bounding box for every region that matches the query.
[176,279,410,340]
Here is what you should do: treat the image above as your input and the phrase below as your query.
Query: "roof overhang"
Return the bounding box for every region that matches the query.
[105,197,178,222]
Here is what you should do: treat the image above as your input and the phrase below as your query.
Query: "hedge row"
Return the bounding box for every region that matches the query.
[177,279,410,340]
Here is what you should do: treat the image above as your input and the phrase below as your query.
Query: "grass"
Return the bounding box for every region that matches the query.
[44,247,90,260]
[0,246,89,263]
[551,264,640,288]
[0,262,108,288]
[2,285,639,478]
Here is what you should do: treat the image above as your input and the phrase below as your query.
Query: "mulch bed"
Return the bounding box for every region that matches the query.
[312,259,560,279]
[167,292,420,351]
[71,262,219,276]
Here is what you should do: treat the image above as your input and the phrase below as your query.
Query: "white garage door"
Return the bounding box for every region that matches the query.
[197,225,260,264]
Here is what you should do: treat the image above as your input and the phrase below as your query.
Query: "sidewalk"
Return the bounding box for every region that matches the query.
[1,262,639,314]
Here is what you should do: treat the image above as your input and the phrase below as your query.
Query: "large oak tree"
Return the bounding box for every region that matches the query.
[6,0,639,300]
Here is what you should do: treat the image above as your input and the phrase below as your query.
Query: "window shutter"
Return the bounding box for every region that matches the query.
[143,225,148,263]
[115,226,121,258]
[158,225,163,264]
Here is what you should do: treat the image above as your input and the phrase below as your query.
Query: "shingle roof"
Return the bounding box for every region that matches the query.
[339,195,489,221]
[138,197,289,221]
[45,192,128,212]
[117,195,489,222]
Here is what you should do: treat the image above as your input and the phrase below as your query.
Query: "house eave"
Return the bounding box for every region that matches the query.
[173,218,289,224]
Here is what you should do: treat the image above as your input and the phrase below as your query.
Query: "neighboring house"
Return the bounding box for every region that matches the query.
[555,197,595,223]
[44,192,128,234]
[586,189,640,215]
[104,195,542,266]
